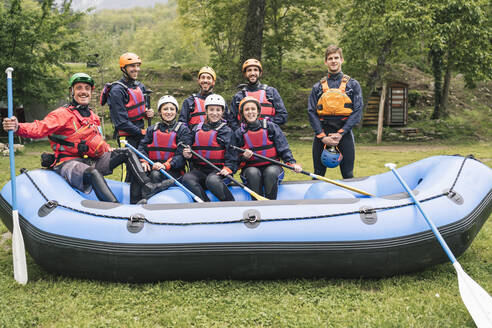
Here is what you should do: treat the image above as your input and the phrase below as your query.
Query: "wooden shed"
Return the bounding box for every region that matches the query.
[362,81,409,126]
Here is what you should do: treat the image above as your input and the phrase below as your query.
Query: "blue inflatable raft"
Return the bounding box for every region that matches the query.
[0,155,491,282]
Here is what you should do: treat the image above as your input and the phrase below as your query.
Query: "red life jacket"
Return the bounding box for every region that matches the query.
[192,122,226,167]
[117,84,147,137]
[242,120,278,167]
[188,95,206,126]
[147,122,182,162]
[243,86,275,120]
[48,106,110,165]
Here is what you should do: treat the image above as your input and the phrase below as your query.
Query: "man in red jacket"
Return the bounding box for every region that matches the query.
[3,73,168,204]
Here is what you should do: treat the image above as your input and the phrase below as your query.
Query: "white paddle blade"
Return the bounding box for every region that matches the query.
[453,263,492,328]
[384,163,397,170]
[12,210,28,285]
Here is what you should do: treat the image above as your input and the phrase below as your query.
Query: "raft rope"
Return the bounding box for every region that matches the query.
[21,155,472,226]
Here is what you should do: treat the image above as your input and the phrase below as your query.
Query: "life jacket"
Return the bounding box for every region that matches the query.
[241,120,278,167]
[147,122,182,162]
[192,122,226,167]
[242,85,275,120]
[48,105,110,165]
[316,75,353,117]
[100,81,147,137]
[188,94,206,126]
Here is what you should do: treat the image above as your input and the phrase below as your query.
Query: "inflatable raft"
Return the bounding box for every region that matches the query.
[0,155,491,282]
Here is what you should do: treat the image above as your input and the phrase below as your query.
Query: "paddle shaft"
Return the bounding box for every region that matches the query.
[183,145,267,200]
[388,166,456,262]
[230,144,373,196]
[6,67,28,285]
[122,140,204,203]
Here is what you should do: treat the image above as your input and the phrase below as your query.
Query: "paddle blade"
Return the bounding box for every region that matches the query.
[454,263,492,328]
[245,188,269,201]
[310,173,374,196]
[12,210,28,285]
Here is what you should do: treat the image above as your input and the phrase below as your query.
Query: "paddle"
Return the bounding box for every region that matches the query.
[5,67,28,285]
[181,143,269,201]
[385,163,492,328]
[121,140,204,203]
[230,143,373,197]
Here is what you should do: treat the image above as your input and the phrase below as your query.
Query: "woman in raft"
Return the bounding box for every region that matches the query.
[182,94,237,201]
[137,95,192,199]
[235,96,301,200]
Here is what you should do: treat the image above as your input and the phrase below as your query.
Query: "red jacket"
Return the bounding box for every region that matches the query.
[16,105,110,164]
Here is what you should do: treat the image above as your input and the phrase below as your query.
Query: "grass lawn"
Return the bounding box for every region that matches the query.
[0,140,491,327]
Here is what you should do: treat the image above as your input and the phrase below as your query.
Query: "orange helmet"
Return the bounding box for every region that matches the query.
[198,66,216,81]
[238,96,261,119]
[242,58,262,73]
[119,52,141,68]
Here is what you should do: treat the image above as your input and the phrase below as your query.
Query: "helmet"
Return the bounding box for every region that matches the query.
[204,94,225,110]
[69,73,94,89]
[238,96,260,119]
[198,66,216,81]
[157,95,179,112]
[321,146,343,168]
[242,58,262,73]
[119,52,141,68]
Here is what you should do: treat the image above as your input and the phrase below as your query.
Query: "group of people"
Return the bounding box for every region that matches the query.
[2,45,362,204]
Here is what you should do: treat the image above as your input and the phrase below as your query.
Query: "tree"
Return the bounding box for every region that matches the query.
[239,0,265,64]
[262,0,328,74]
[178,0,247,80]
[427,0,491,119]
[0,0,84,107]
[337,0,430,105]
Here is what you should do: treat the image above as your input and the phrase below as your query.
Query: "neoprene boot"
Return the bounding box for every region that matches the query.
[83,167,118,203]
[141,179,174,200]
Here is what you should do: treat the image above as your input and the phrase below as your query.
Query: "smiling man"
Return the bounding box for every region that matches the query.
[179,66,232,130]
[107,52,154,149]
[307,45,363,179]
[229,58,288,131]
[2,73,168,204]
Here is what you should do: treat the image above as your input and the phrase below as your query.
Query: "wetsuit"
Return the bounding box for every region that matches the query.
[138,120,192,182]
[307,71,363,179]
[235,120,296,199]
[182,121,237,201]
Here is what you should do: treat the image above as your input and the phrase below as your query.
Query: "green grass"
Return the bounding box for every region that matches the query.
[0,140,491,327]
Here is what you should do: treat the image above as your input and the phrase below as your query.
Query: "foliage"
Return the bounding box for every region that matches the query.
[262,0,329,74]
[78,1,209,70]
[178,0,247,81]
[337,0,430,101]
[426,0,492,118]
[0,0,84,107]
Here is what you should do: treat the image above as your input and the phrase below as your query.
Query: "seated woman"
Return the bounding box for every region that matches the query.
[235,96,302,200]
[182,94,237,202]
[138,95,192,191]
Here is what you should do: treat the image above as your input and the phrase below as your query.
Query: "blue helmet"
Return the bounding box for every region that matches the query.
[321,146,342,168]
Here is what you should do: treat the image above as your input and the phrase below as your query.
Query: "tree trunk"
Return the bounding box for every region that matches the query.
[240,0,266,64]
[430,47,443,119]
[440,66,452,118]
[376,81,387,144]
[364,39,392,111]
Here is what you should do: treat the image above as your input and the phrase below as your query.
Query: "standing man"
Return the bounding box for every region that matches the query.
[230,58,288,131]
[179,66,233,130]
[308,45,363,179]
[106,52,154,148]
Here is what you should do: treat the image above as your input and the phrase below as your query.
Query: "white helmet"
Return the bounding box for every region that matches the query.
[204,94,225,110]
[157,95,179,112]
